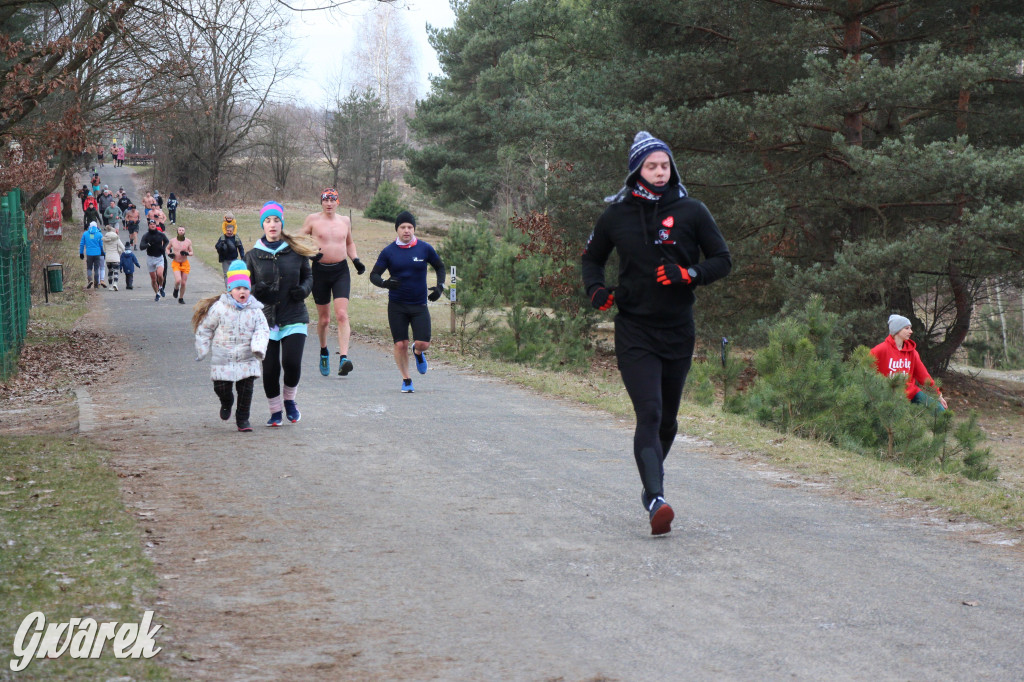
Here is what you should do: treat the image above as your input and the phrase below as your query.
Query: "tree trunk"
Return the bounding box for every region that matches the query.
[62,166,74,221]
[994,282,1008,363]
[842,1,863,146]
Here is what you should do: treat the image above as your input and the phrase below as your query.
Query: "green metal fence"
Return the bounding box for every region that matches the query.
[0,188,30,380]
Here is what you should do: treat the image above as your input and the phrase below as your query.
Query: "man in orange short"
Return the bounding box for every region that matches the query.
[166,225,194,304]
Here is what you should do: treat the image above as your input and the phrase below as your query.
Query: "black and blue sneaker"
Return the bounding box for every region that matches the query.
[318,352,329,377]
[266,411,283,427]
[283,400,300,423]
[400,378,414,393]
[338,356,353,376]
[646,495,674,536]
[414,351,428,375]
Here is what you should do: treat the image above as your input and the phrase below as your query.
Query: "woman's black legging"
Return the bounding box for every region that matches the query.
[262,334,305,398]
[618,354,692,499]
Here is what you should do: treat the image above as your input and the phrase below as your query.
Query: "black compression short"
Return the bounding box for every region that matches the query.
[311,260,351,305]
[387,301,431,344]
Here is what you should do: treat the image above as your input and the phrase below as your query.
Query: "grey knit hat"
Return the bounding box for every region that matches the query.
[888,314,911,336]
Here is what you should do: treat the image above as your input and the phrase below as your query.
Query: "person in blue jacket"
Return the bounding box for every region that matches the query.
[79,221,105,289]
[119,248,141,290]
[369,211,445,393]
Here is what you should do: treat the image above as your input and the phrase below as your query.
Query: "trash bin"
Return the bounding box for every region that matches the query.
[46,262,63,293]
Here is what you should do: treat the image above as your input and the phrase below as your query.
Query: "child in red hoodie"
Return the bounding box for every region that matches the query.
[870,314,948,411]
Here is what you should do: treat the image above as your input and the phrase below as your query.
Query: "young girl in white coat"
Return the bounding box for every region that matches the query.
[193,260,270,432]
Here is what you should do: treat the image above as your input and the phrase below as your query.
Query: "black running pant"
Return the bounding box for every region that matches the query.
[214,377,256,424]
[618,353,692,499]
[262,334,305,398]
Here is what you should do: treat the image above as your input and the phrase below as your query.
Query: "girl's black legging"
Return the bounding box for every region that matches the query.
[618,354,692,500]
[214,377,255,423]
[262,334,305,398]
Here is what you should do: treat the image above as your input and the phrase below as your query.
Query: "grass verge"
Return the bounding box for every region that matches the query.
[0,436,172,680]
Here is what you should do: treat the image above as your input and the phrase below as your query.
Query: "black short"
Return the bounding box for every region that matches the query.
[126,222,139,234]
[387,301,431,344]
[311,260,350,305]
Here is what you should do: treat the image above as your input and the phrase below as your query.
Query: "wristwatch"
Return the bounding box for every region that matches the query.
[687,268,698,280]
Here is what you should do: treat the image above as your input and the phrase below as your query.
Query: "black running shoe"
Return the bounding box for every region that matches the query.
[237,421,252,432]
[338,356,353,376]
[172,286,179,298]
[647,496,674,536]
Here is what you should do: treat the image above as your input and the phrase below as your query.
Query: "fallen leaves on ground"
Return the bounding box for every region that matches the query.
[0,322,120,405]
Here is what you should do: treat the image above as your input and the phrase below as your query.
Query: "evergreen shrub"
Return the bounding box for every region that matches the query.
[737,297,997,480]
[363,181,403,222]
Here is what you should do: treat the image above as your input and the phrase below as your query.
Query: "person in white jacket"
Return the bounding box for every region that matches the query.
[101,224,125,290]
[193,260,271,432]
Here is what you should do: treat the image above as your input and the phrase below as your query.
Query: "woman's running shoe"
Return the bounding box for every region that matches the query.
[237,421,252,432]
[283,400,300,423]
[266,412,283,427]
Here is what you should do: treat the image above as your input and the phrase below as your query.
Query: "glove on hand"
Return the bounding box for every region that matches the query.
[288,285,307,301]
[352,258,365,275]
[80,253,85,260]
[179,250,188,256]
[590,287,615,311]
[656,264,692,286]
[428,284,444,302]
[383,278,401,291]
[311,252,324,263]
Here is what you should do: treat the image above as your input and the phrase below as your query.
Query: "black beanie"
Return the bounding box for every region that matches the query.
[394,210,416,229]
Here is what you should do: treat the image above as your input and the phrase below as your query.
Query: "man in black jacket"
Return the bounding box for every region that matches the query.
[582,131,732,535]
[215,222,246,277]
[139,222,170,302]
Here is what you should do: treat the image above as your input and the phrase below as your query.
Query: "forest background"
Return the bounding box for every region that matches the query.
[3,0,1024,448]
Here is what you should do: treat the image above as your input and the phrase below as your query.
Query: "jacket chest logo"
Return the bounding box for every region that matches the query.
[662,216,674,228]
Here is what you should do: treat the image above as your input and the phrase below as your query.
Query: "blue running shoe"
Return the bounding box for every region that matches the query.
[266,411,283,427]
[283,400,300,423]
[318,353,329,377]
[647,496,674,536]
[400,379,414,393]
[338,356,353,376]
[414,351,428,375]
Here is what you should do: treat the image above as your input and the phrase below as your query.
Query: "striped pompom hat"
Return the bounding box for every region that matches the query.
[259,201,284,229]
[225,260,251,290]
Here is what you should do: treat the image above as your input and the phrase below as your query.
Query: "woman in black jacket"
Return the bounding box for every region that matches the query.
[245,201,317,427]
[582,131,732,535]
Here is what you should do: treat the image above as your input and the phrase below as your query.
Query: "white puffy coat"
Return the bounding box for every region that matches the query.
[102,229,124,264]
[195,294,270,382]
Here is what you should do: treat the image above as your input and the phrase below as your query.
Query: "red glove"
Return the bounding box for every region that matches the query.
[590,287,615,311]
[656,264,692,286]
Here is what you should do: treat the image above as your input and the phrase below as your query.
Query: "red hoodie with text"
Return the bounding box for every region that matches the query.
[870,336,941,401]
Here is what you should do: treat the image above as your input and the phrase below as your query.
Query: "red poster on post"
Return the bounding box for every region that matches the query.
[43,192,62,240]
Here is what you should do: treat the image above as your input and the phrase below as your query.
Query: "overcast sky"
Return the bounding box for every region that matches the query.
[284,0,456,105]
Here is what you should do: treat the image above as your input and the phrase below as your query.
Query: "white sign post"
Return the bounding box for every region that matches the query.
[449,266,457,333]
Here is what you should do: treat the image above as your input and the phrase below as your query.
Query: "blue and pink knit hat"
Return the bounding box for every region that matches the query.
[225,260,251,290]
[260,201,284,229]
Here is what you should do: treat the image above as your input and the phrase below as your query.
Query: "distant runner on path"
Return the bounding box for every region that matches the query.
[166,225,194,304]
[581,131,732,535]
[369,210,445,394]
[139,221,169,302]
[300,188,365,378]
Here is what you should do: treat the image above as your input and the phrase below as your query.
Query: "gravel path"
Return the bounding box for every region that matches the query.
[78,166,1024,681]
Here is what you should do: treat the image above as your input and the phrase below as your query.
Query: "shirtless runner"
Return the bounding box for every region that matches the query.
[300,188,365,377]
[166,225,194,304]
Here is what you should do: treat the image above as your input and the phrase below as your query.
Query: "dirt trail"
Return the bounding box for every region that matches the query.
[58,166,1024,681]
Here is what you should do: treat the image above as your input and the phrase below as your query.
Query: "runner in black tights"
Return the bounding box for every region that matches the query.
[581,131,732,535]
